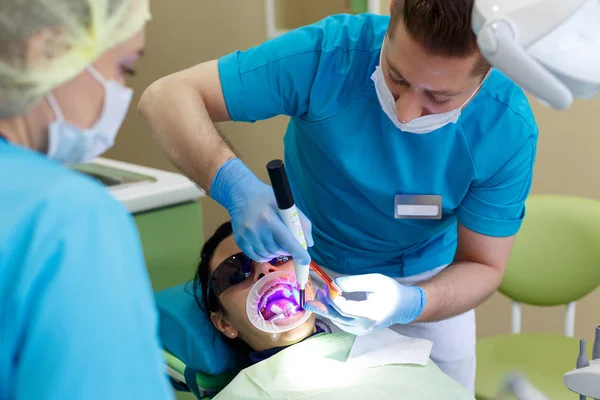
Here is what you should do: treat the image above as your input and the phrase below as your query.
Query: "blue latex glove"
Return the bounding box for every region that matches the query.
[211,158,313,264]
[303,273,426,335]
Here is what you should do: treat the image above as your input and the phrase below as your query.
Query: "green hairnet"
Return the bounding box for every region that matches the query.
[0,0,151,118]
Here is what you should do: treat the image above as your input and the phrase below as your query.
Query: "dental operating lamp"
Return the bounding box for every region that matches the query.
[472,0,600,110]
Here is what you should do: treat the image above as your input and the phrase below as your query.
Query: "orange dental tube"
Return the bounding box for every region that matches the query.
[310,261,343,299]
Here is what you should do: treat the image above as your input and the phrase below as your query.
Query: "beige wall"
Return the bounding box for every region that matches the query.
[106,0,600,341]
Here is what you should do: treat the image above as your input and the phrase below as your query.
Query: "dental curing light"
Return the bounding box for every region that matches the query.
[267,159,310,308]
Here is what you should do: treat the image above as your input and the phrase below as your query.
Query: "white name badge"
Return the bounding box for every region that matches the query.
[394,194,442,220]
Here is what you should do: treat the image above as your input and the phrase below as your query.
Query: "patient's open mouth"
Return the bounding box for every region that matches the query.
[258,282,301,321]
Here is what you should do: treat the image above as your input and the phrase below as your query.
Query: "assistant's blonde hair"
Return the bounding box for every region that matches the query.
[0,0,150,117]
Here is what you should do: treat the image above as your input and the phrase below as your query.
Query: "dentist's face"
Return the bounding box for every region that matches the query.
[382,19,487,123]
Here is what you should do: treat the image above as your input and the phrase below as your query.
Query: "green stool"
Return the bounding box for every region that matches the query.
[475,195,600,399]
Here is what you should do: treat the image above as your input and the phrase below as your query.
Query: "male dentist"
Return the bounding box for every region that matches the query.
[138,0,538,392]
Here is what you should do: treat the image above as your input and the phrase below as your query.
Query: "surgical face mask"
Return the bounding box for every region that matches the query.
[371,49,489,134]
[246,270,311,334]
[46,66,133,164]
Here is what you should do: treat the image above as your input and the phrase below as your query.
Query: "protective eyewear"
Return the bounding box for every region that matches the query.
[207,253,292,312]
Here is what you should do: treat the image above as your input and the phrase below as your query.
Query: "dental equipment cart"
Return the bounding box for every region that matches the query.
[72,157,205,291]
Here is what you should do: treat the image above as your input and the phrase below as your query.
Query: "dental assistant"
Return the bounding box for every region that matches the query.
[138,0,538,392]
[0,1,173,399]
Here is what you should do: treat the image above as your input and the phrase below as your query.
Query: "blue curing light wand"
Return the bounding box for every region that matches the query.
[267,159,309,308]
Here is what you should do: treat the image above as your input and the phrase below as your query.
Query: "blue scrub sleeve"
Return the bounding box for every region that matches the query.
[218,35,321,122]
[14,181,173,400]
[217,15,375,123]
[457,136,537,237]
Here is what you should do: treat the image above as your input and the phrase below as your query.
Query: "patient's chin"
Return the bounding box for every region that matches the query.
[278,288,317,341]
[277,313,316,344]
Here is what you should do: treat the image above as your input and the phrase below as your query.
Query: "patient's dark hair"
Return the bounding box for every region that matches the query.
[389,0,491,76]
[193,221,252,353]
[193,220,332,346]
[193,220,233,316]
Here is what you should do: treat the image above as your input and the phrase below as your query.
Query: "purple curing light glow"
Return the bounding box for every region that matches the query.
[258,281,301,321]
[245,270,313,334]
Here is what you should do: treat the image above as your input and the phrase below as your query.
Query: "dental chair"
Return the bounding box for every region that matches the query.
[475,194,600,399]
[163,349,237,400]
[155,282,246,400]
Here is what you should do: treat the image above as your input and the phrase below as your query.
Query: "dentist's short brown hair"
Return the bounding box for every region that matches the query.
[388,0,491,76]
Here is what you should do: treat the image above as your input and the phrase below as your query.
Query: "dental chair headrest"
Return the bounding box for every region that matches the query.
[155,282,245,375]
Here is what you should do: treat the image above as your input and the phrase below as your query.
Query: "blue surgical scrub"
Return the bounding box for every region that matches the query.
[218,13,538,277]
[0,138,174,399]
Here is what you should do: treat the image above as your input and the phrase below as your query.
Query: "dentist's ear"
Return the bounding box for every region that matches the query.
[210,311,238,339]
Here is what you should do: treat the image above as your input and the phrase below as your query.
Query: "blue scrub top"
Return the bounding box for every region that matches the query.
[218,13,539,278]
[0,139,174,399]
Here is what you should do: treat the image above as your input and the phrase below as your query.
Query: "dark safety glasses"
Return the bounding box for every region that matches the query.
[206,252,292,312]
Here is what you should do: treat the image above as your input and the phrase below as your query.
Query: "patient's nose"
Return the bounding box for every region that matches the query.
[255,262,277,281]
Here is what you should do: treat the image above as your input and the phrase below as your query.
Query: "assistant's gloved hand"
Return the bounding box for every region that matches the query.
[303,273,426,336]
[211,158,313,264]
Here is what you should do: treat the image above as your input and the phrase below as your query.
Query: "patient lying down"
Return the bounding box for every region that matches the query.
[193,221,326,365]
[191,222,475,400]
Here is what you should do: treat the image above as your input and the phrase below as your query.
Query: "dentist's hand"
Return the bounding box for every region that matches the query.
[210,158,313,264]
[303,273,426,335]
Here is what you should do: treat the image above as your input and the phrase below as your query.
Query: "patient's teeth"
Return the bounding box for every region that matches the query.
[270,304,283,315]
[257,281,302,321]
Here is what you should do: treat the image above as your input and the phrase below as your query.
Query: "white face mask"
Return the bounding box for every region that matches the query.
[371,49,490,134]
[46,66,133,164]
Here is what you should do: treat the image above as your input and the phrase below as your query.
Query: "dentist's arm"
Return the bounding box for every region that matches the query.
[417,116,537,322]
[304,118,537,331]
[415,224,513,322]
[139,18,371,265]
[138,60,313,264]
[303,225,514,331]
[138,60,233,192]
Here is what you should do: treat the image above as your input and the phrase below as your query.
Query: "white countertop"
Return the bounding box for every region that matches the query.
[88,157,205,214]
